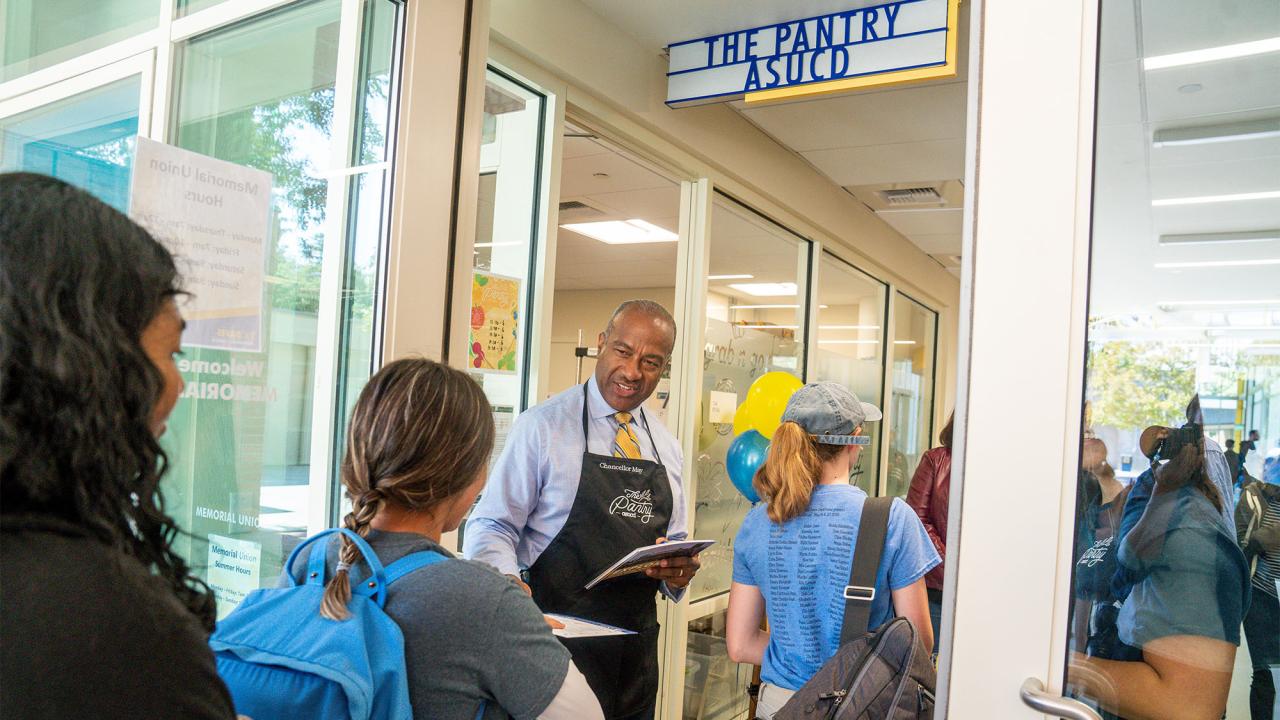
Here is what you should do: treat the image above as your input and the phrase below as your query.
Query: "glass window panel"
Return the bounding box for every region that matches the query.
[683,609,754,720]
[886,292,937,498]
[469,69,546,465]
[692,193,810,603]
[332,0,401,479]
[2,0,158,81]
[177,0,226,18]
[161,0,398,619]
[813,251,888,494]
[0,75,141,212]
[1064,1,1280,717]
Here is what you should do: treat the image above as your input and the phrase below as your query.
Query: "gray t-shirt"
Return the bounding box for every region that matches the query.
[282,529,570,720]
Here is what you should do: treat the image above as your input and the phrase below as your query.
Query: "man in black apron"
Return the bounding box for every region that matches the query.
[464,300,700,720]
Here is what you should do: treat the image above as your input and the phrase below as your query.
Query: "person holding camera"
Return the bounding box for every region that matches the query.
[1069,406,1251,720]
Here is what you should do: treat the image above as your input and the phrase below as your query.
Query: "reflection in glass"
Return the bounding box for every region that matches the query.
[163,0,400,619]
[470,70,545,465]
[813,252,888,494]
[1065,1,1280,718]
[693,194,809,603]
[2,0,157,81]
[887,292,937,498]
[0,76,141,211]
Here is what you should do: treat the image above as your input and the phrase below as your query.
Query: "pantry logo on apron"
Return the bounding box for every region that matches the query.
[609,488,654,523]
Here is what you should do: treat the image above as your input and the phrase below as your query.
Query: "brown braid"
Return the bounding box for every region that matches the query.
[317,358,495,621]
[320,489,387,620]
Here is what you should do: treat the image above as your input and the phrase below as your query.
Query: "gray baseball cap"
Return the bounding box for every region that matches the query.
[781,382,882,446]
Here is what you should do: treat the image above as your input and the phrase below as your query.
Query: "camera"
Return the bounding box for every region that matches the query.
[1156,422,1202,461]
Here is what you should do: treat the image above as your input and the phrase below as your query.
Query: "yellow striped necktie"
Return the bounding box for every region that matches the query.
[612,412,643,460]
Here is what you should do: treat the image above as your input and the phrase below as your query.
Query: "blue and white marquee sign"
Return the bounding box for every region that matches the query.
[667,0,959,107]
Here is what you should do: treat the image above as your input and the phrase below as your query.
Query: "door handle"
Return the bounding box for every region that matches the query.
[1020,677,1102,720]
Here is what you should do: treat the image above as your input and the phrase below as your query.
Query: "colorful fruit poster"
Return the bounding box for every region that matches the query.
[470,271,521,373]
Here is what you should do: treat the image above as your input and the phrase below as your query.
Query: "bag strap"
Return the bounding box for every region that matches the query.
[284,528,390,606]
[839,496,894,645]
[365,550,449,589]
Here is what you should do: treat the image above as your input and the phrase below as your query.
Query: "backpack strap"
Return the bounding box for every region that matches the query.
[305,535,331,587]
[368,550,449,588]
[839,496,894,645]
[284,528,390,606]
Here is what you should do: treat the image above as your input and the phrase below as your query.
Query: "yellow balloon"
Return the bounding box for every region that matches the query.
[747,371,803,403]
[732,400,756,437]
[746,372,802,438]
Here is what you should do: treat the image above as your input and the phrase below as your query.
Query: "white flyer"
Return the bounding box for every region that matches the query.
[546,615,636,639]
[708,390,738,424]
[130,138,272,352]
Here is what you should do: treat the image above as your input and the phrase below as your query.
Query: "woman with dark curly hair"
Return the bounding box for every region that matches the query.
[0,173,235,719]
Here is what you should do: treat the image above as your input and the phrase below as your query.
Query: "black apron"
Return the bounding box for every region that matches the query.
[525,384,673,719]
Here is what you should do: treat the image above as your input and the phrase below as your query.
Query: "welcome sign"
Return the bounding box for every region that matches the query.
[667,0,960,107]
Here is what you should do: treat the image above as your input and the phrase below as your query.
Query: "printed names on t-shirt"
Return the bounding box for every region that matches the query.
[767,504,859,667]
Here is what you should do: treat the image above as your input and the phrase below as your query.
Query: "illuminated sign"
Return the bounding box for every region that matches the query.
[666,0,960,107]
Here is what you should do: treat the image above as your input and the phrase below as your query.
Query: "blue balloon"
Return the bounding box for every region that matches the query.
[727,430,769,503]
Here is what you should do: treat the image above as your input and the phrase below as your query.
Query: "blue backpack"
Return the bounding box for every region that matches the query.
[210,528,469,720]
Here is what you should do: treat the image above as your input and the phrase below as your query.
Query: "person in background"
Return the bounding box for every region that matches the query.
[285,358,602,720]
[1225,439,1240,481]
[1236,471,1280,720]
[726,383,939,720]
[1241,429,1262,483]
[905,411,954,645]
[0,173,235,719]
[464,300,695,720]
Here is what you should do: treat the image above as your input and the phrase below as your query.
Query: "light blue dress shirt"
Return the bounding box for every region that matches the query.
[463,376,688,599]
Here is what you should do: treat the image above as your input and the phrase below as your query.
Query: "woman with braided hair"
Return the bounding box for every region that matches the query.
[282,357,602,720]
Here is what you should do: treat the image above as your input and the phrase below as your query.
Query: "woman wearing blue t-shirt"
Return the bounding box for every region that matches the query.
[726,382,940,719]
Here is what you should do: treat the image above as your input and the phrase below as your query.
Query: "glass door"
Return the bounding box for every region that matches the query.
[945,0,1278,718]
[1062,1,1278,718]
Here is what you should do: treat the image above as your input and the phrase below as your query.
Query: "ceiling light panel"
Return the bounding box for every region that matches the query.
[1152,117,1280,147]
[1158,230,1280,245]
[560,219,677,245]
[728,282,798,297]
[1143,36,1280,71]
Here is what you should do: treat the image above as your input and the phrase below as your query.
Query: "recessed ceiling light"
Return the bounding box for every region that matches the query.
[1158,230,1280,245]
[708,274,755,280]
[1153,118,1280,147]
[1151,190,1280,207]
[1143,36,1280,71]
[730,304,798,309]
[819,340,880,345]
[728,282,798,297]
[1155,258,1280,269]
[560,219,677,244]
[893,340,918,345]
[1157,298,1280,308]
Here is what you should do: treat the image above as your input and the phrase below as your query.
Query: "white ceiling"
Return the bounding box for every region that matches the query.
[579,0,971,276]
[1089,0,1280,343]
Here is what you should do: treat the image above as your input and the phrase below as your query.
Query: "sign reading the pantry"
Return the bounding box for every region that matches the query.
[470,271,522,373]
[666,0,960,107]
